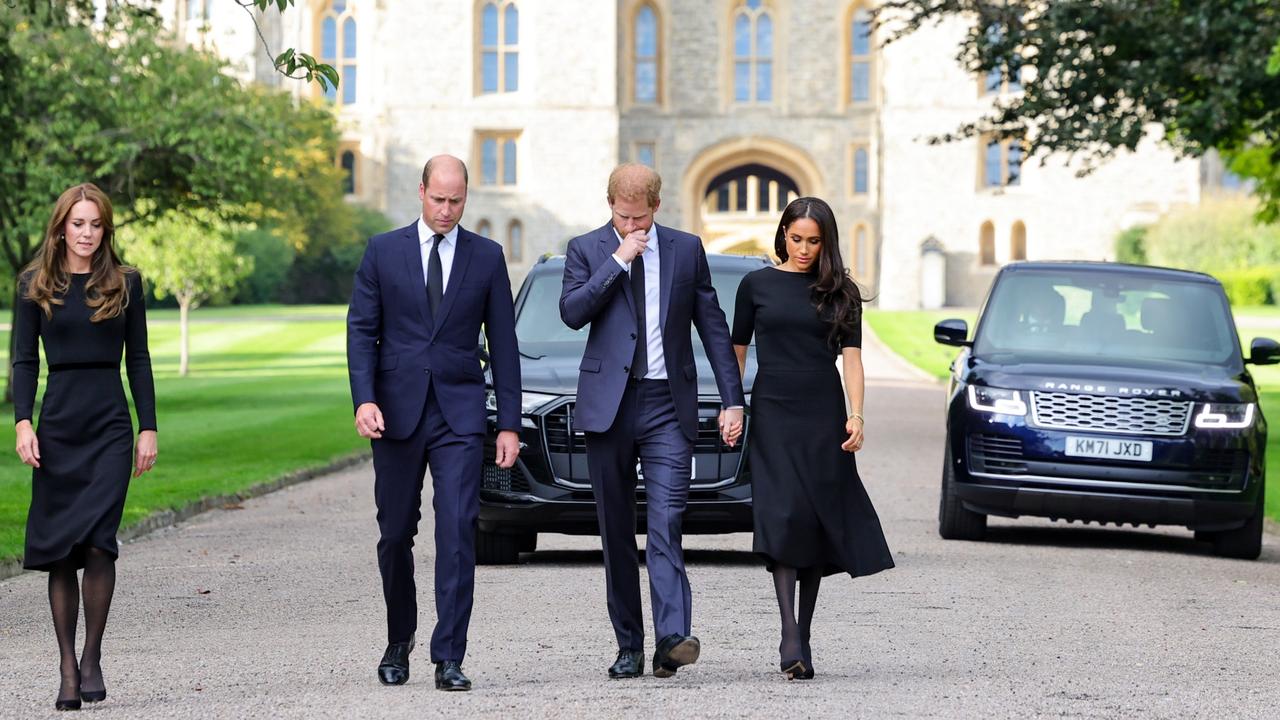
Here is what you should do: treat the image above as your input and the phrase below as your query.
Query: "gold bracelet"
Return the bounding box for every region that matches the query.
[849,413,864,424]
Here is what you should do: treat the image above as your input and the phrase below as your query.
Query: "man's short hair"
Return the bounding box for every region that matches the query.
[607,163,662,208]
[422,157,469,187]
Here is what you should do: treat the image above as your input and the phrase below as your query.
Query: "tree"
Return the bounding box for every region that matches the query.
[879,1,1280,217]
[118,209,253,377]
[0,3,345,397]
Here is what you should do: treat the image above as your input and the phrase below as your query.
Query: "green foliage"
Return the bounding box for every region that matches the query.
[1114,226,1148,265]
[879,1,1280,218]
[233,227,296,304]
[1141,196,1280,274]
[117,209,253,309]
[282,204,394,303]
[1216,268,1278,306]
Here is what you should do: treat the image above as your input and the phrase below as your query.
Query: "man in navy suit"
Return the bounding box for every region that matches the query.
[560,164,745,679]
[347,155,521,691]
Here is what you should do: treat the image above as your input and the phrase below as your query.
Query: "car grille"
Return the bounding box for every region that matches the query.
[482,462,530,493]
[1030,392,1192,437]
[543,401,738,453]
[968,434,1026,475]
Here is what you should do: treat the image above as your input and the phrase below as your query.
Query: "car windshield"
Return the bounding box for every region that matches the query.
[516,264,754,345]
[973,268,1242,369]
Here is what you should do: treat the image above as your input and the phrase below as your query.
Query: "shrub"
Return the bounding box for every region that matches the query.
[1215,267,1278,306]
[1114,225,1148,264]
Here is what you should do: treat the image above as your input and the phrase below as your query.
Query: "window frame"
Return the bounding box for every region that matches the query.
[475,131,521,188]
[476,0,520,96]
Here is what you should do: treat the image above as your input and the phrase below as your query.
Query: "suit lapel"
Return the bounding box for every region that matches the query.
[430,227,474,338]
[657,224,676,331]
[598,223,635,316]
[401,223,434,331]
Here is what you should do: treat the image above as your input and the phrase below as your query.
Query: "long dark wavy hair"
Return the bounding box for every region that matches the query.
[773,197,870,348]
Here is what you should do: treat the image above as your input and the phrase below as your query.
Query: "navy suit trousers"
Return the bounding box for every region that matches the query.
[372,388,482,662]
[585,379,694,651]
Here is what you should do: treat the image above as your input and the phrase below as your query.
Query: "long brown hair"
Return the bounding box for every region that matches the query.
[23,183,133,322]
[773,197,871,348]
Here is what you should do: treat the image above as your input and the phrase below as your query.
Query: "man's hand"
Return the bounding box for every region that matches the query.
[14,420,39,468]
[355,402,385,439]
[718,407,744,447]
[614,229,649,264]
[495,430,520,468]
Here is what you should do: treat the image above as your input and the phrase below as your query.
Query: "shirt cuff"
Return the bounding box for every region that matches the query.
[612,254,630,271]
[724,405,744,411]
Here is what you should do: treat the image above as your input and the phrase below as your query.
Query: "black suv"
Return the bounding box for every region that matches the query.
[476,253,770,563]
[934,262,1280,559]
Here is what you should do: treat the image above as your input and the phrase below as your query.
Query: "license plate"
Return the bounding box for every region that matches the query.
[636,457,697,482]
[1064,436,1153,462]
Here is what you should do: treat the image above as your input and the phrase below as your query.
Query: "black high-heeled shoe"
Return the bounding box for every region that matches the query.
[796,637,815,680]
[780,658,808,679]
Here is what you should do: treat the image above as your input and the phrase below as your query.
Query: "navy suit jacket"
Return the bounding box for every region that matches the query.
[347,222,521,440]
[560,222,744,441]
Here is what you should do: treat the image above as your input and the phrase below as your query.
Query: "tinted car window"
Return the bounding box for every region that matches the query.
[515,265,753,345]
[974,269,1241,368]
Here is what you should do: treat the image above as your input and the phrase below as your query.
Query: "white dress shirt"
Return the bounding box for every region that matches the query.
[612,225,666,380]
[418,217,458,293]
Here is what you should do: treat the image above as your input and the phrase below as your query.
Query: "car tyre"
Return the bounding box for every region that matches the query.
[476,529,523,565]
[1210,483,1264,560]
[939,444,987,541]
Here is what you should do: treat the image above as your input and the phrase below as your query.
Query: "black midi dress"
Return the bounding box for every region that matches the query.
[13,271,156,571]
[732,267,893,578]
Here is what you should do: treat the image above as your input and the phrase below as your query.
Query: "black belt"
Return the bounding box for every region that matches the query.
[48,361,119,373]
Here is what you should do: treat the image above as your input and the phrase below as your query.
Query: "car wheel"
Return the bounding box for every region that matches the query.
[476,529,523,565]
[519,532,538,553]
[939,444,987,541]
[1210,483,1264,560]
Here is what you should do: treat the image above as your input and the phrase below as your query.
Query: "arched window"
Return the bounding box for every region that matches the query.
[339,149,356,195]
[508,220,524,262]
[1010,221,1026,261]
[733,0,773,103]
[848,4,873,104]
[479,1,519,94]
[633,3,661,104]
[318,1,357,104]
[475,219,493,238]
[979,221,996,266]
[854,225,870,277]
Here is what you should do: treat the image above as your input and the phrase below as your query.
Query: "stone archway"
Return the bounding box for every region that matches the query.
[681,137,825,258]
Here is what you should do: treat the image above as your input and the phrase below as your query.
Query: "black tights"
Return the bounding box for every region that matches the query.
[48,548,116,700]
[771,564,823,665]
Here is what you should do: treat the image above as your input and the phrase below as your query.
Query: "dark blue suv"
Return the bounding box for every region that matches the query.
[934,262,1280,559]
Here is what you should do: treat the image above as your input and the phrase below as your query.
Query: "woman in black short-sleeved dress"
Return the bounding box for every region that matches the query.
[13,183,158,711]
[731,197,893,680]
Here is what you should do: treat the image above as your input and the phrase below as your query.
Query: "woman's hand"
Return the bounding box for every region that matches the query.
[15,420,40,468]
[841,415,864,453]
[134,430,158,477]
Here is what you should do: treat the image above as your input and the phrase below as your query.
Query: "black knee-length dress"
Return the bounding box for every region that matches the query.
[13,271,156,571]
[732,267,893,578]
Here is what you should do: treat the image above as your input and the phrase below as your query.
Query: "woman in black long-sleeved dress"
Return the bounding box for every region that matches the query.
[730,197,893,680]
[13,183,157,711]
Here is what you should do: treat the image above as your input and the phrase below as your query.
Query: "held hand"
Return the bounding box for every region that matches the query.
[355,402,385,439]
[15,420,40,468]
[495,430,521,469]
[841,416,864,453]
[134,430,158,477]
[615,230,649,264]
[719,407,744,448]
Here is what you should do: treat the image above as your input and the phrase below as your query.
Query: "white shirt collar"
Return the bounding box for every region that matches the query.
[418,217,459,248]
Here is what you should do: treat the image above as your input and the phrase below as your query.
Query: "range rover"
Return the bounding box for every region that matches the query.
[934,262,1280,559]
[476,253,770,564]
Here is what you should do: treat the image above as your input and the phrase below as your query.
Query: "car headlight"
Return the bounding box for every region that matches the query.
[1194,403,1255,429]
[967,385,1027,416]
[484,390,559,414]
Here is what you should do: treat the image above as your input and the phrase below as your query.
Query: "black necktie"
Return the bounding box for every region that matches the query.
[631,252,647,379]
[426,233,444,318]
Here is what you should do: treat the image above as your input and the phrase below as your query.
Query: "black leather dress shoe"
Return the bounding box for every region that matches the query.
[377,636,415,686]
[434,661,472,691]
[652,634,700,678]
[608,649,645,679]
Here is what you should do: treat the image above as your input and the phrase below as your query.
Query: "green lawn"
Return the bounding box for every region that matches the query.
[0,305,365,564]
[866,309,1280,523]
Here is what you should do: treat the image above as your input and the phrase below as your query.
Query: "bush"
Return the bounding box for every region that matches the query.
[1216,267,1278,306]
[234,227,296,304]
[1143,196,1280,271]
[1114,225,1148,264]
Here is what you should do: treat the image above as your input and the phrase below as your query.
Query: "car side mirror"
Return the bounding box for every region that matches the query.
[934,319,971,347]
[477,331,490,370]
[1248,337,1280,365]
